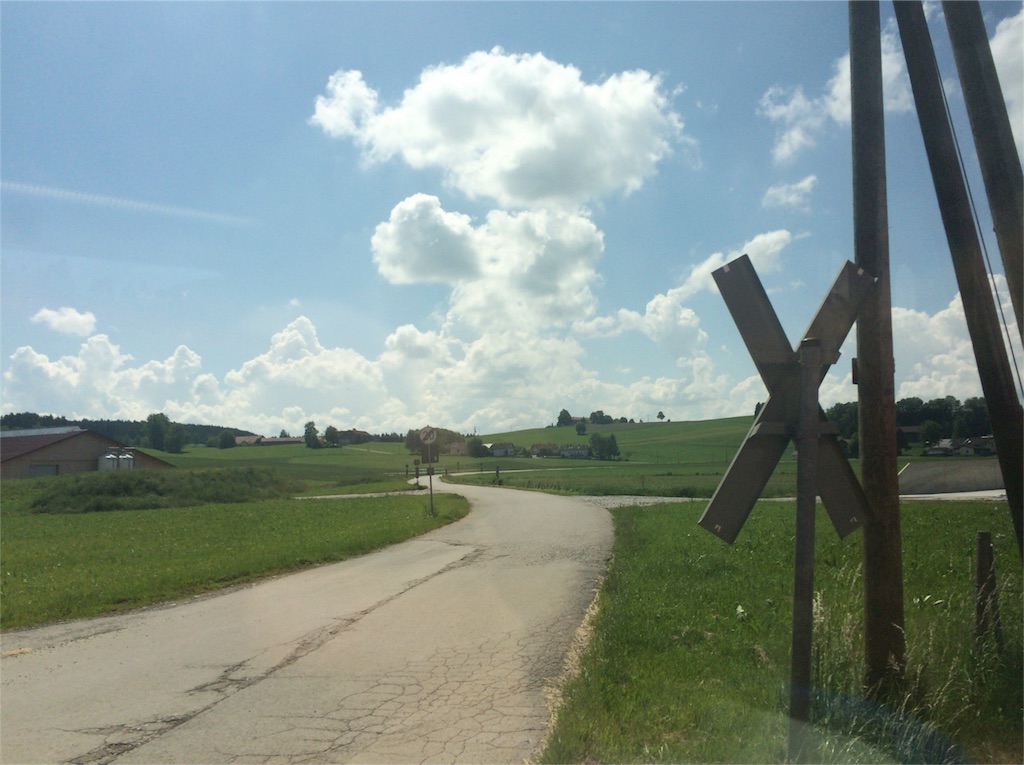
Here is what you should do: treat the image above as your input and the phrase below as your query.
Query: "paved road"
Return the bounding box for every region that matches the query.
[0,482,612,764]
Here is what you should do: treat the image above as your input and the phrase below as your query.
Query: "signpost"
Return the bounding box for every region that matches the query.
[420,427,438,516]
[698,254,874,761]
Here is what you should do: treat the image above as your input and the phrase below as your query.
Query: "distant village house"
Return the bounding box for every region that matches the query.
[560,444,590,459]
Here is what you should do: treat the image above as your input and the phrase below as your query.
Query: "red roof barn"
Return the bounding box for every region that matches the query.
[0,427,174,480]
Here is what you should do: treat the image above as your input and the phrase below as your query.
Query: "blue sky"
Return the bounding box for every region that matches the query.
[2,1,1022,437]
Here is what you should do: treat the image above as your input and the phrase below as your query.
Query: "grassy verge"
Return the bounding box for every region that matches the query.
[541,500,1021,764]
[447,460,800,498]
[1,493,469,630]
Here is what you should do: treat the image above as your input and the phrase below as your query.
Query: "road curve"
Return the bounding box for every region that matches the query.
[0,481,612,764]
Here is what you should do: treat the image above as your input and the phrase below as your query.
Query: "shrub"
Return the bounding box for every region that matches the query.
[30,467,300,514]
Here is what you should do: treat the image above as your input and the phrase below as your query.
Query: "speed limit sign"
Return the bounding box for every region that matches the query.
[420,427,437,445]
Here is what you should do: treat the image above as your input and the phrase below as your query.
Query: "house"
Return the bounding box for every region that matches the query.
[235,435,262,446]
[560,444,590,459]
[488,442,517,458]
[957,436,996,456]
[337,429,372,445]
[0,427,174,480]
[531,443,559,457]
[922,438,955,456]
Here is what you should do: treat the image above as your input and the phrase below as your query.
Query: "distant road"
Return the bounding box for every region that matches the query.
[0,482,613,764]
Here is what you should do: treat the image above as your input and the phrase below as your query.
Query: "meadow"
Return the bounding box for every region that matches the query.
[2,418,1018,763]
[539,500,1021,764]
[0,467,468,630]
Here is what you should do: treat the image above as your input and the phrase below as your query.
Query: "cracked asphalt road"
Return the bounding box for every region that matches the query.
[0,481,612,764]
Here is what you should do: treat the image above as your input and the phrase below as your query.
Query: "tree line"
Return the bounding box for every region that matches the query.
[555,408,666,427]
[301,421,373,449]
[0,411,255,453]
[822,395,991,455]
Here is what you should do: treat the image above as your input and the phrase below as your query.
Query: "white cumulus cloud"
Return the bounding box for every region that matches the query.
[31,306,97,337]
[577,230,794,361]
[759,20,912,163]
[762,175,818,211]
[990,5,1024,157]
[312,47,685,209]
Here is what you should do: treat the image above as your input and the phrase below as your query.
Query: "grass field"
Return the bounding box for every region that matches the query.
[1,475,468,630]
[3,417,1017,762]
[540,500,1022,764]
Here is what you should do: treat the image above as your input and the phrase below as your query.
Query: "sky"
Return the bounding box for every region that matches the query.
[2,1,1022,437]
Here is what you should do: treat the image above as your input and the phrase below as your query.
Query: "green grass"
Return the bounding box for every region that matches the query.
[448,461,801,498]
[22,466,302,514]
[541,500,1022,764]
[1,493,469,630]
[151,441,418,488]
[3,418,1015,762]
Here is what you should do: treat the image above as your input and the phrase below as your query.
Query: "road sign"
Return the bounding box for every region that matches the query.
[420,427,437,445]
[698,255,875,544]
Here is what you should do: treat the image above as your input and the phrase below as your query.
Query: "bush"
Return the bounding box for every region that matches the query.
[30,467,301,514]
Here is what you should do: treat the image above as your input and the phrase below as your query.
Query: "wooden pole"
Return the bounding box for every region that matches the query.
[974,531,1003,651]
[849,0,906,699]
[788,338,822,763]
[894,1,1024,556]
[943,0,1023,338]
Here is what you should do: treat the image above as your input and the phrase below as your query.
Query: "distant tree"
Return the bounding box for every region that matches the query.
[218,431,236,449]
[920,420,944,446]
[922,396,960,438]
[304,421,321,449]
[279,429,291,438]
[957,397,990,437]
[589,432,620,460]
[467,437,488,458]
[557,408,574,427]
[323,425,341,447]
[145,413,171,451]
[657,411,665,422]
[896,397,925,427]
[164,423,186,454]
[825,401,859,439]
[575,422,587,436]
[589,410,614,425]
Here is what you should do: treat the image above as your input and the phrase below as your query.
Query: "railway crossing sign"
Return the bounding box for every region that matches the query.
[698,254,876,544]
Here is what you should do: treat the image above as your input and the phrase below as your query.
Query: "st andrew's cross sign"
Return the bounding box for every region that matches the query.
[698,254,876,544]
[699,254,875,760]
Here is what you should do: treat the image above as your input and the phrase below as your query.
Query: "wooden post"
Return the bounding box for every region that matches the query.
[975,531,1002,651]
[788,338,822,763]
[849,0,906,699]
[943,0,1023,338]
[894,0,1024,556]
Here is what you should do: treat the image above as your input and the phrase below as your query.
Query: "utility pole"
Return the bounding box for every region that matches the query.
[849,1,905,699]
[943,0,1023,338]
[894,0,1024,556]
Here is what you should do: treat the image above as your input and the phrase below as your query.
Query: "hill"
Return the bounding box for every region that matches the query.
[480,416,753,463]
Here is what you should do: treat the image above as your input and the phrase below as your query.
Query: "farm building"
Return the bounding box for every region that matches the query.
[0,427,174,480]
[560,444,590,459]
[486,442,517,457]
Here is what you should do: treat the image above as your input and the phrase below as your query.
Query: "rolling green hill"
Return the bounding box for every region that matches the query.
[481,416,751,463]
